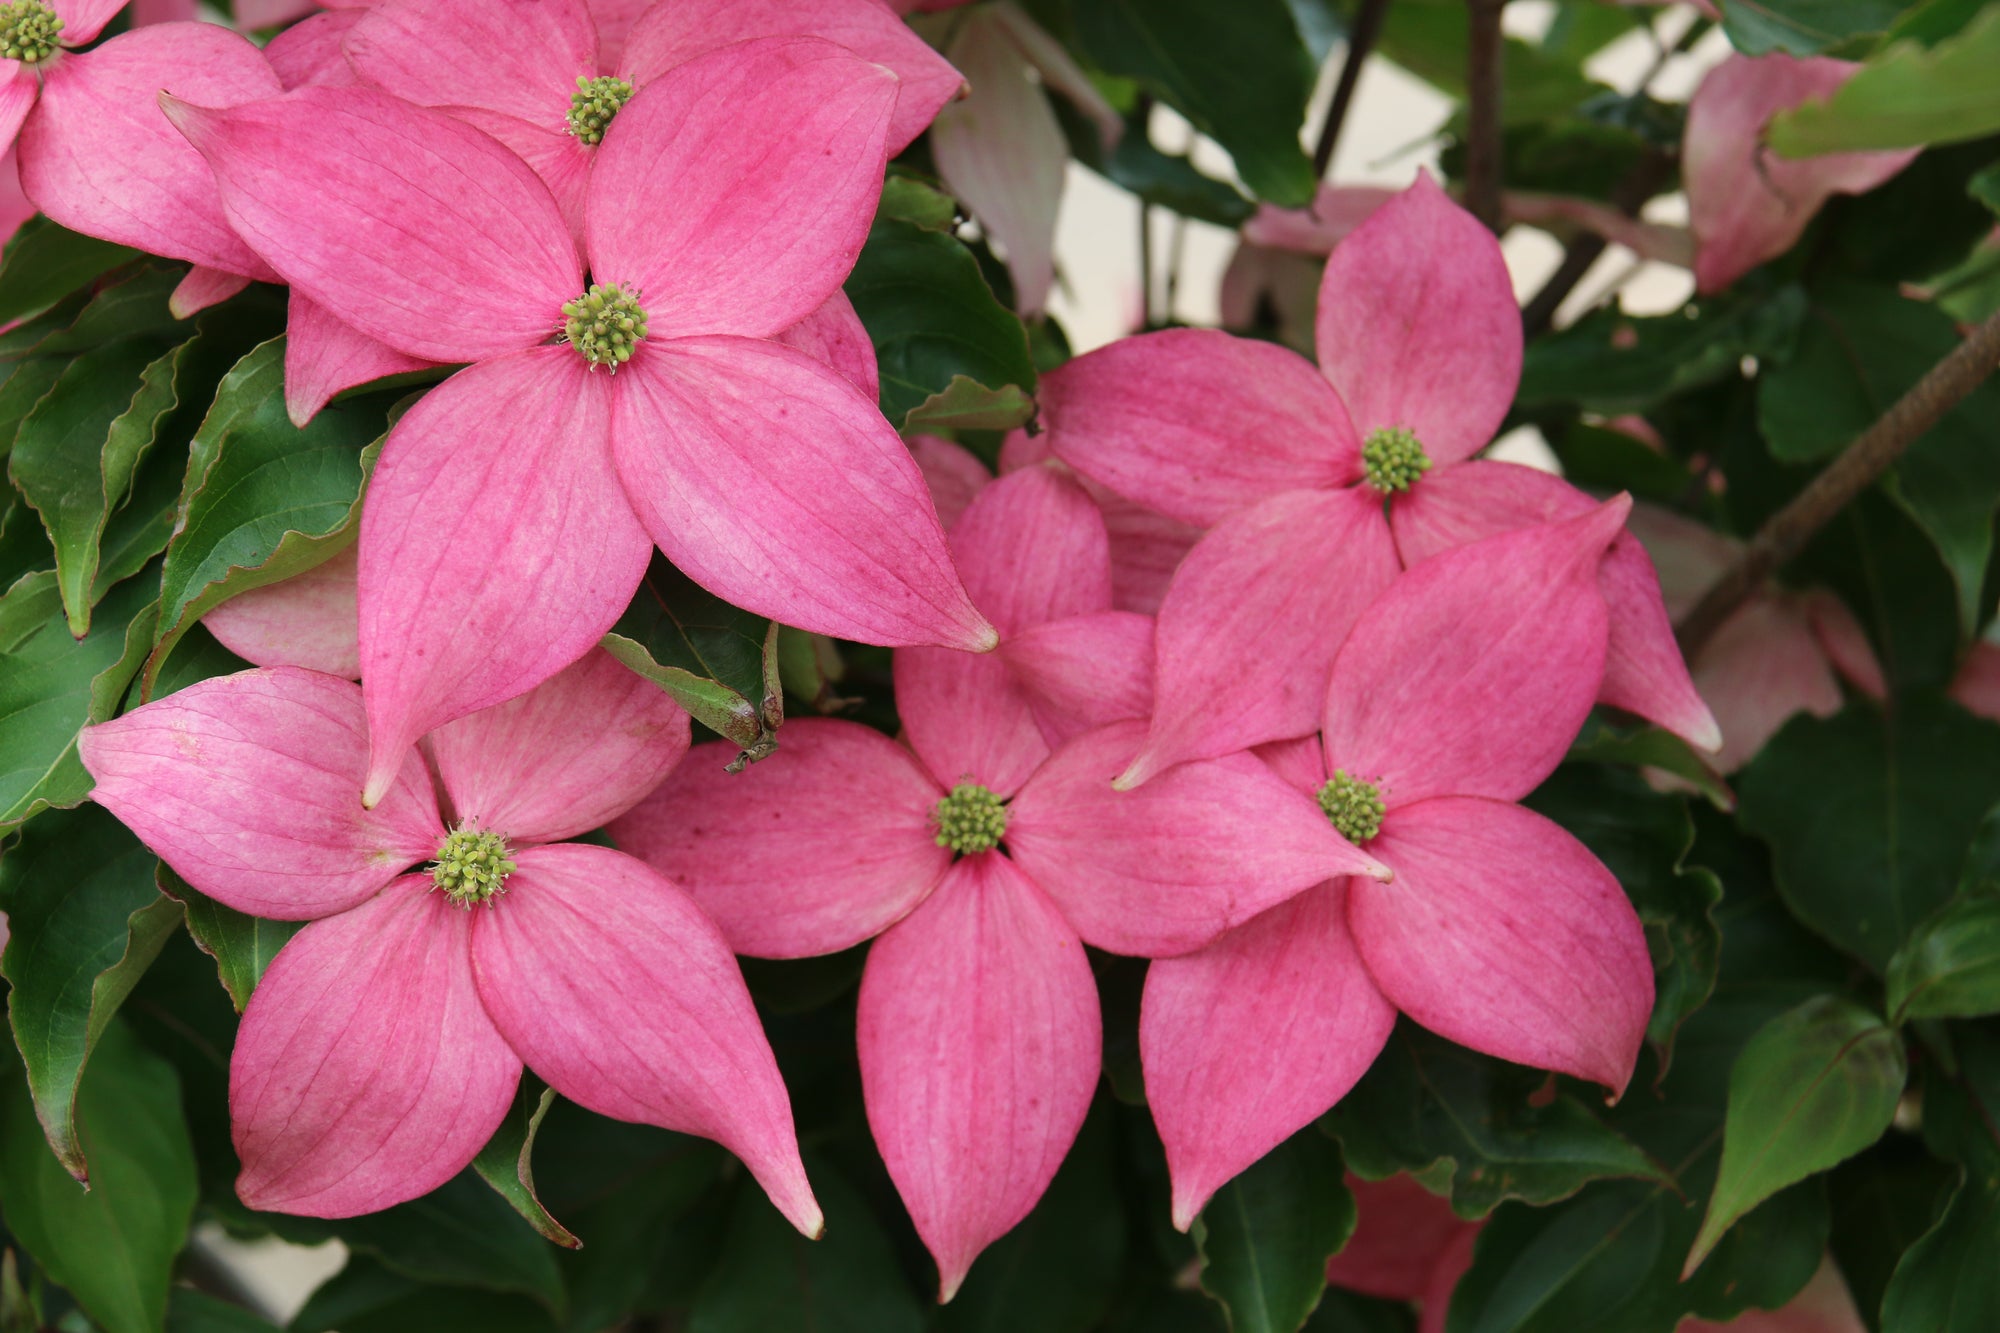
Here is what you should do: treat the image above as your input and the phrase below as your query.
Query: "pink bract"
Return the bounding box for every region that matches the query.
[167,42,994,807]
[1684,54,1917,293]
[1139,505,1655,1226]
[1041,172,1718,787]
[79,651,821,1236]
[609,472,1386,1297]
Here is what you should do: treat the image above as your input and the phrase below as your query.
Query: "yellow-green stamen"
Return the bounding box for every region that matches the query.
[933,783,1008,855]
[0,0,63,64]
[567,74,634,145]
[431,826,516,907]
[562,283,648,368]
[1362,426,1431,494]
[1317,770,1385,845]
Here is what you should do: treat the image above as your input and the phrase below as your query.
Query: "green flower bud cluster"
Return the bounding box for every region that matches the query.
[0,0,63,64]
[1317,770,1385,845]
[1362,426,1432,494]
[563,283,648,368]
[933,783,1009,855]
[567,74,635,145]
[431,826,517,906]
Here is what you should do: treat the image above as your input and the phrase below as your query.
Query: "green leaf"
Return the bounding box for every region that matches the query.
[1376,0,1606,127]
[7,336,176,635]
[0,1021,197,1333]
[940,1103,1127,1332]
[1886,891,2000,1021]
[1768,6,2000,153]
[148,338,394,691]
[1564,717,1734,813]
[0,358,64,466]
[1193,1128,1353,1333]
[1517,288,1807,414]
[1827,1138,1958,1324]
[903,375,1038,432]
[1528,764,1725,1071]
[1718,0,1913,57]
[0,805,182,1179]
[1972,161,2000,214]
[1070,0,1315,206]
[293,1258,557,1333]
[689,1162,922,1333]
[1738,694,2000,970]
[846,217,1038,429]
[472,1080,578,1250]
[1327,1025,1668,1218]
[1759,281,2000,629]
[0,263,186,360]
[879,173,960,231]
[0,566,158,831]
[1880,1168,2000,1331]
[166,1290,281,1333]
[155,865,301,1013]
[603,556,781,759]
[0,219,139,327]
[1686,996,1905,1274]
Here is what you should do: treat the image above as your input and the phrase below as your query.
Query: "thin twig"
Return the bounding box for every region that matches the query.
[1464,0,1506,232]
[1136,94,1155,328]
[1311,0,1392,180]
[1676,306,2000,657]
[1520,149,1672,335]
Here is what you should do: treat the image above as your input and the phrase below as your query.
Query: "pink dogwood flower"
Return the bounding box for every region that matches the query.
[202,546,361,679]
[1626,502,1884,772]
[1042,172,1718,788]
[1324,1173,1481,1332]
[1139,503,1655,1226]
[1951,639,2000,721]
[609,467,1387,1298]
[1685,54,1917,293]
[79,650,822,1234]
[167,40,993,807]
[2,5,287,315]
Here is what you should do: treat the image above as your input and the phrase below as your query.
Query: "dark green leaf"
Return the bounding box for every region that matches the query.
[1827,1138,1956,1326]
[689,1162,921,1333]
[1886,891,2000,1021]
[603,556,781,758]
[1920,1019,2000,1171]
[1719,0,1913,57]
[7,336,176,635]
[1543,422,1699,508]
[880,173,960,231]
[903,375,1038,432]
[1564,717,1733,813]
[1528,764,1725,1070]
[1879,1168,2000,1332]
[1374,0,1605,126]
[942,1103,1128,1332]
[1517,288,1806,414]
[471,1080,577,1249]
[293,1258,557,1333]
[156,865,300,1013]
[1070,0,1315,206]
[1686,996,1905,1274]
[1738,694,2000,970]
[0,358,63,465]
[0,1021,197,1333]
[1326,1026,1668,1219]
[0,220,139,327]
[1193,1129,1352,1333]
[166,1290,280,1333]
[0,263,186,360]
[0,566,158,831]
[147,338,392,691]
[846,217,1038,429]
[0,805,181,1179]
[1973,160,2000,214]
[1759,281,2000,628]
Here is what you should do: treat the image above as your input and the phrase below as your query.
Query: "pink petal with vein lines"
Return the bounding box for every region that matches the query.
[80,668,441,921]
[1003,610,1155,744]
[472,843,822,1237]
[608,337,992,650]
[264,12,361,90]
[775,289,880,402]
[587,38,895,340]
[283,291,437,428]
[24,25,282,277]
[232,877,521,1217]
[428,649,690,847]
[343,0,597,126]
[1141,880,1395,1229]
[358,348,650,806]
[895,645,1049,799]
[165,86,580,363]
[202,545,360,677]
[1314,172,1520,465]
[858,852,1099,1300]
[53,0,127,46]
[612,722,948,958]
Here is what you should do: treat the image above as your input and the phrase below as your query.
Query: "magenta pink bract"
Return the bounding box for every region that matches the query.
[79,651,822,1236]
[1041,172,1718,787]
[166,40,994,806]
[609,464,1387,1298]
[1139,504,1656,1226]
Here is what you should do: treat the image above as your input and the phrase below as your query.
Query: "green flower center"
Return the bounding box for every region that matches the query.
[1317,770,1385,845]
[933,783,1008,855]
[1362,426,1431,494]
[567,74,634,145]
[431,826,516,907]
[562,283,648,368]
[0,0,63,64]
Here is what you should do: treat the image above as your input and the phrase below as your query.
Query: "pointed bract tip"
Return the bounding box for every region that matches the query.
[968,619,1000,654]
[157,91,220,148]
[937,1264,970,1305]
[1685,706,1725,756]
[1170,1187,1206,1234]
[359,770,391,811]
[1362,856,1395,884]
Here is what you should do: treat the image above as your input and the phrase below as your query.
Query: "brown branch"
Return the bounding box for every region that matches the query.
[1464,0,1505,232]
[1676,306,2000,657]
[1312,0,1392,180]
[1520,149,1673,336]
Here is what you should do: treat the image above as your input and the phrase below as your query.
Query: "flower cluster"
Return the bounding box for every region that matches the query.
[44,0,1798,1311]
